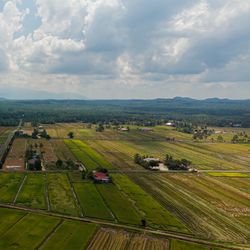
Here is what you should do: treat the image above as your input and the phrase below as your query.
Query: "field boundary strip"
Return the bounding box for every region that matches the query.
[45,173,51,211]
[12,174,27,205]
[0,204,248,250]
[36,219,63,250]
[94,184,118,223]
[66,173,84,217]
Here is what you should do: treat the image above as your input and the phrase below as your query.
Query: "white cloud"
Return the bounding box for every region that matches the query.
[0,0,249,99]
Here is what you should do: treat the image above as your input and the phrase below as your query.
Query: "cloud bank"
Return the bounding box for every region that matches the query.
[0,0,249,99]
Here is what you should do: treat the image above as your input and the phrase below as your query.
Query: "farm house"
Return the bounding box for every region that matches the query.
[93,172,111,183]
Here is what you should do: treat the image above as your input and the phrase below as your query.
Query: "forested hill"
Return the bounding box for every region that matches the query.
[0,97,249,127]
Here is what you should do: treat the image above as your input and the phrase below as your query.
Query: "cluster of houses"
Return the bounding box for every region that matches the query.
[27,152,42,170]
[143,157,168,171]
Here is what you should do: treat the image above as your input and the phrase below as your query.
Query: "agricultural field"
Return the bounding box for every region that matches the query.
[47,173,79,216]
[96,183,141,225]
[0,212,59,249]
[85,139,250,170]
[128,234,169,250]
[170,239,208,250]
[87,228,130,250]
[15,173,47,209]
[73,182,114,221]
[0,127,13,145]
[112,174,189,232]
[3,138,26,170]
[207,172,250,177]
[51,139,76,162]
[65,139,113,170]
[208,127,250,143]
[129,173,250,243]
[40,220,98,250]
[0,172,24,203]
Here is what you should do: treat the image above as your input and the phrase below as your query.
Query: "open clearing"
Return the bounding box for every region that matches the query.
[3,138,26,170]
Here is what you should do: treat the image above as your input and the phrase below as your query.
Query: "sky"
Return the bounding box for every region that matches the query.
[0,0,250,99]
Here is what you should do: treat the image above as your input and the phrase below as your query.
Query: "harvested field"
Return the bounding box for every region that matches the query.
[51,139,75,161]
[87,228,130,250]
[40,220,98,250]
[0,172,23,203]
[15,173,47,209]
[3,138,26,170]
[85,139,249,170]
[73,182,114,221]
[128,234,169,250]
[215,177,250,194]
[47,173,79,216]
[129,173,250,243]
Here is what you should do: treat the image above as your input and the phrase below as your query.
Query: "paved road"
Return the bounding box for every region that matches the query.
[0,203,248,250]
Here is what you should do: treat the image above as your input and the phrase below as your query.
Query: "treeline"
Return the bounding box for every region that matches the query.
[0,98,249,127]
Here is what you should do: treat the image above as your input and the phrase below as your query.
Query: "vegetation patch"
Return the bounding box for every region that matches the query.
[47,173,79,216]
[170,239,208,250]
[0,208,27,235]
[0,173,23,203]
[207,172,250,177]
[74,182,114,221]
[113,174,189,232]
[0,213,60,249]
[15,173,47,209]
[40,220,98,250]
[96,184,141,225]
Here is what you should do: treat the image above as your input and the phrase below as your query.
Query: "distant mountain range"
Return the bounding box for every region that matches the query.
[0,87,87,100]
[0,95,249,102]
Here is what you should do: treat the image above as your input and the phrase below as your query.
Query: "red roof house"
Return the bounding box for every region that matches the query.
[93,172,111,183]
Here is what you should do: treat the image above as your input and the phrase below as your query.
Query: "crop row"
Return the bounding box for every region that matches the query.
[64,139,113,170]
[129,173,250,243]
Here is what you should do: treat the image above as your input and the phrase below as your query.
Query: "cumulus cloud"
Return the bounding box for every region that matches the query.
[0,0,249,99]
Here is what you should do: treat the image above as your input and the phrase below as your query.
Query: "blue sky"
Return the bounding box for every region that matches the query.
[0,0,249,99]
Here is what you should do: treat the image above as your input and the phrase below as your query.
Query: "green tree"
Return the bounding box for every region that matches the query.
[67,131,74,138]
